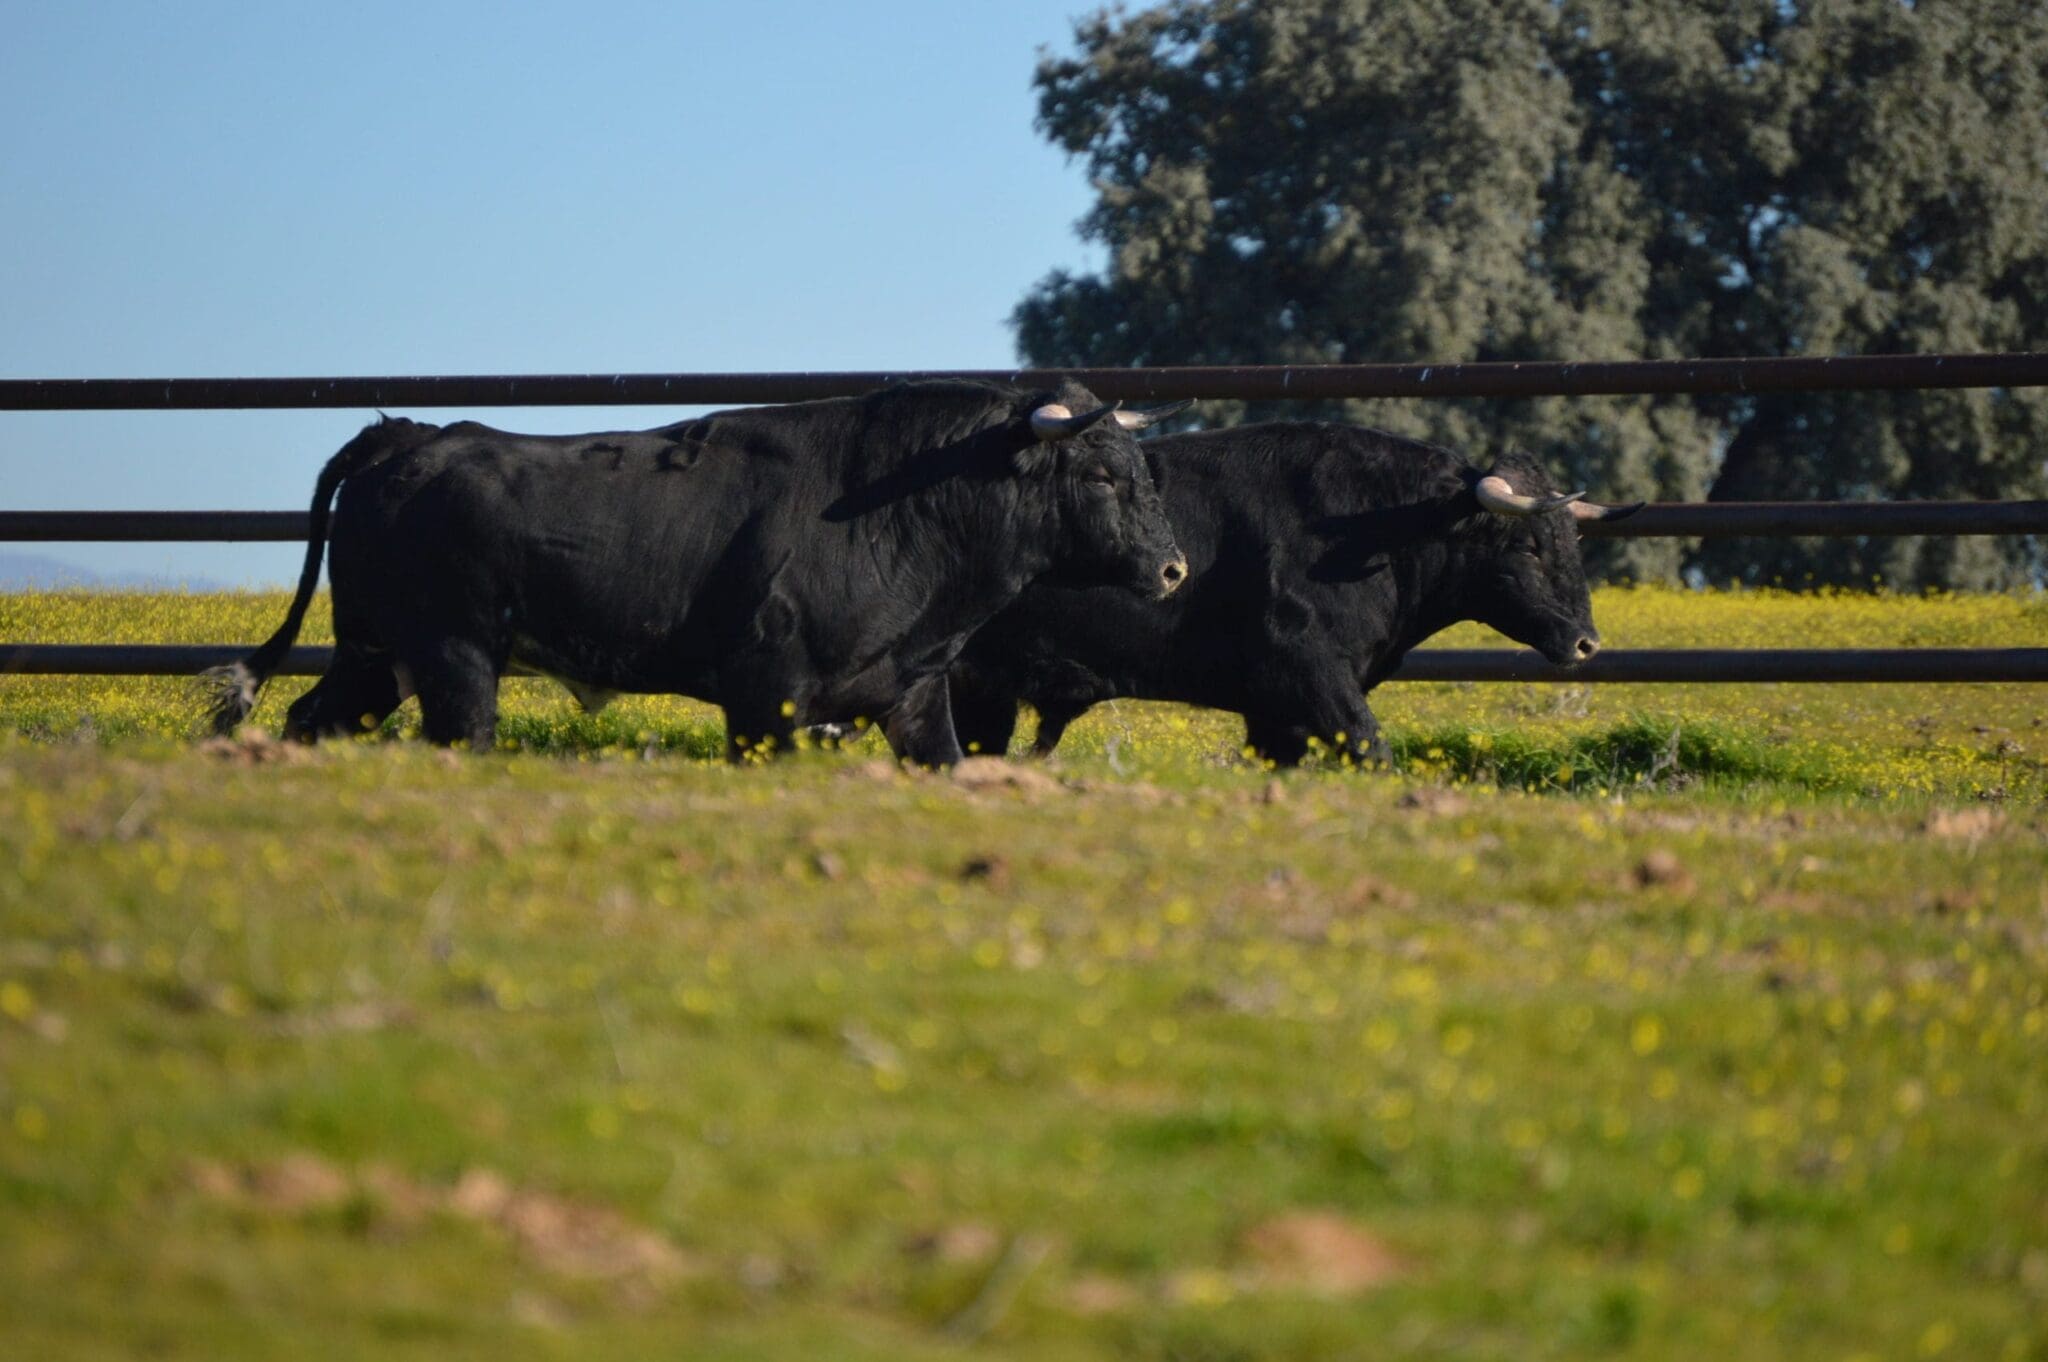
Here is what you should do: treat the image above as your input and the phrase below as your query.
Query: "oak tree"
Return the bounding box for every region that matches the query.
[1017,0,2048,586]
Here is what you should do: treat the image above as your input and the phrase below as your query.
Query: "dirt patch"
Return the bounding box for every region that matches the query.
[1396,787,1468,816]
[1344,875,1418,911]
[1757,890,1830,915]
[1052,1211,1404,1314]
[1631,849,1696,894]
[358,1163,437,1228]
[842,758,912,784]
[199,726,312,766]
[950,757,1064,798]
[1063,1273,1144,1315]
[448,1168,698,1285]
[508,1291,574,1331]
[1260,872,1419,943]
[902,1221,1003,1265]
[1065,777,1177,805]
[189,1156,701,1292]
[1239,1211,1403,1296]
[187,1153,353,1214]
[269,1000,416,1038]
[1922,806,2004,842]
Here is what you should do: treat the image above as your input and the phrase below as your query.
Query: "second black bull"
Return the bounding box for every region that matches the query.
[948,422,1639,765]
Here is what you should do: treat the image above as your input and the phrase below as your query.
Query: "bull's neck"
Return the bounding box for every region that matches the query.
[1382,537,1479,658]
[874,469,1055,641]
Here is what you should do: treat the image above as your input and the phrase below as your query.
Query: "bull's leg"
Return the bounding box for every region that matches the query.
[1343,702,1394,768]
[716,654,801,762]
[883,673,966,769]
[1308,691,1389,769]
[948,673,1020,758]
[1245,692,1388,770]
[1028,702,1086,758]
[721,700,797,763]
[1243,712,1312,767]
[283,645,404,743]
[407,637,501,751]
[724,714,798,761]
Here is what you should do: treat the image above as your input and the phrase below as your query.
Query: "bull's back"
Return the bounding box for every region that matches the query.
[330,424,811,686]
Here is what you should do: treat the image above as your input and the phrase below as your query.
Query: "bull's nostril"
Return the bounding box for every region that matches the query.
[1575,636,1600,660]
[1161,559,1188,590]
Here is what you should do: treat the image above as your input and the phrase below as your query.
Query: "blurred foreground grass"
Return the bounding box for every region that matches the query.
[2,587,2046,1359]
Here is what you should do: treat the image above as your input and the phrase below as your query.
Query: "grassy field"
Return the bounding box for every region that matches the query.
[2,587,2046,1359]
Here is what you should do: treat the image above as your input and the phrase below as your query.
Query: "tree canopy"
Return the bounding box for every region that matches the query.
[1015,0,2048,586]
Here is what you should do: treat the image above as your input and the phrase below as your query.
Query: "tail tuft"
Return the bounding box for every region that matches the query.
[200,662,260,736]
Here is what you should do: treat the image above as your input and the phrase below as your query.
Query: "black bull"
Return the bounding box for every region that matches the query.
[947,422,1639,765]
[208,379,1189,764]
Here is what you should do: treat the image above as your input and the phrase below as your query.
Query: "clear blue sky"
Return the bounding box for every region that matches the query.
[0,2,1105,585]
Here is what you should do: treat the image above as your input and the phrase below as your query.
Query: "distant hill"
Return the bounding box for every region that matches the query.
[0,550,230,592]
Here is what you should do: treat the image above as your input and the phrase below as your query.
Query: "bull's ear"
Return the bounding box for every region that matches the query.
[1011,441,1057,477]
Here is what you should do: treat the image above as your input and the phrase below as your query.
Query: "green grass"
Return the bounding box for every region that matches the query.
[1385,717,1836,794]
[6,582,2045,801]
[2,587,2047,1359]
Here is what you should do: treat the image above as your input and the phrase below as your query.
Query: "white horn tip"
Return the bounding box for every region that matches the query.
[1029,404,1074,440]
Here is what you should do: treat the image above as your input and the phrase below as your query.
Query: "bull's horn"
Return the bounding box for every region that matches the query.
[1568,498,1647,523]
[1112,400,1193,431]
[1474,474,1585,517]
[1030,402,1121,442]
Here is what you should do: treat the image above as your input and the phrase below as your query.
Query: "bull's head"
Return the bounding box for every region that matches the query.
[1464,450,1641,667]
[1015,386,1189,599]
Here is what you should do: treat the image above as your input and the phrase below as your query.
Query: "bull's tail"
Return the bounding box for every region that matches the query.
[202,416,426,735]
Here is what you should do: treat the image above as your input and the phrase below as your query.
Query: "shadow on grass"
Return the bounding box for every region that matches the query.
[1387,716,1841,795]
[0,702,1908,800]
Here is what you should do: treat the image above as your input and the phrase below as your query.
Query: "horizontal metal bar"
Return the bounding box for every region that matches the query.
[5,501,2046,544]
[1391,648,2048,683]
[5,644,2046,684]
[0,645,555,678]
[5,353,2048,410]
[1576,500,2048,538]
[0,645,334,675]
[0,511,309,542]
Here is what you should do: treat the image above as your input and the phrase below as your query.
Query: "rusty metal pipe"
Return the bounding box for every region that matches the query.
[7,644,2047,684]
[6,502,2047,543]
[5,352,2048,410]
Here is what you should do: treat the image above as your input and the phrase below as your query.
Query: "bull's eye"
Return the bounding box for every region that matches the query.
[1520,542,1543,560]
[1082,468,1117,489]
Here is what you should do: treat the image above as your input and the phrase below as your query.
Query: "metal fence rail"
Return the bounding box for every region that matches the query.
[5,355,2044,687]
[7,644,2048,685]
[1395,649,2048,684]
[8,501,2048,543]
[6,352,2048,410]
